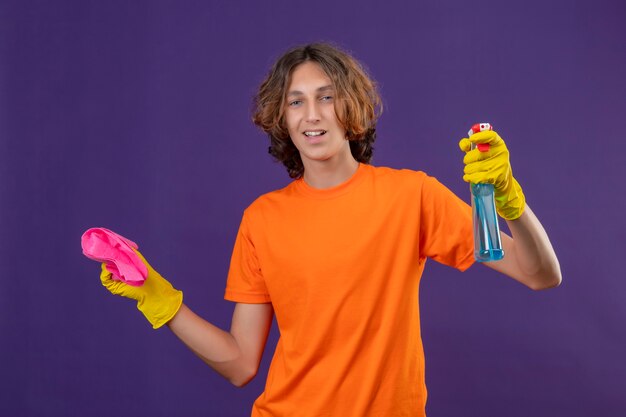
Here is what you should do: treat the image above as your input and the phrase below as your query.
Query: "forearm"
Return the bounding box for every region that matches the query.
[167,303,253,386]
[505,204,562,289]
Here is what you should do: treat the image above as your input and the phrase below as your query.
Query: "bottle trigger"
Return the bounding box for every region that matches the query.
[477,143,490,152]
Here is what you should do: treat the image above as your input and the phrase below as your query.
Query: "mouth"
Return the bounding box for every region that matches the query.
[303,130,327,137]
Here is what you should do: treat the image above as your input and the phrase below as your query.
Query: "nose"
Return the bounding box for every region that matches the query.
[305,101,321,123]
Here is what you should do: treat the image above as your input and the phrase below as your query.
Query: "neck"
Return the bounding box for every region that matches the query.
[302,154,359,189]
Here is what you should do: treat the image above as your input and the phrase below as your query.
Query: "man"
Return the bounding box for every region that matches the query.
[100,43,561,416]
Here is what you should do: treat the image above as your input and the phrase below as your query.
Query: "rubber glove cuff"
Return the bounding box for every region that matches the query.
[494,176,526,220]
[137,283,183,329]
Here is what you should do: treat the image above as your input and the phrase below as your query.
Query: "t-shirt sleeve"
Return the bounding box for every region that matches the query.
[224,211,272,303]
[419,175,475,271]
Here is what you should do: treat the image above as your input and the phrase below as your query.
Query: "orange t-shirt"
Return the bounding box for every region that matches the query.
[225,163,474,417]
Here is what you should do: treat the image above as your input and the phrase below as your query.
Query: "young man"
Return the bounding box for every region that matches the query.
[100,43,561,416]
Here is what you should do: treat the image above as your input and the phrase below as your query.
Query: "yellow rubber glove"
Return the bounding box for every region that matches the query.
[459,130,526,220]
[100,250,183,329]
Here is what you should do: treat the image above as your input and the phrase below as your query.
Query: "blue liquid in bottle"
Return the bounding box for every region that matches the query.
[471,182,504,262]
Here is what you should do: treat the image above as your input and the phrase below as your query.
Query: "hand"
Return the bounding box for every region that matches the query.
[100,250,183,329]
[459,130,526,220]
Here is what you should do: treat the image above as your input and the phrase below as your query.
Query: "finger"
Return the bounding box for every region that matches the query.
[100,263,113,283]
[463,149,479,165]
[468,130,504,146]
[100,263,122,292]
[464,162,490,176]
[463,148,493,165]
[463,144,508,165]
[458,138,471,152]
[463,172,496,184]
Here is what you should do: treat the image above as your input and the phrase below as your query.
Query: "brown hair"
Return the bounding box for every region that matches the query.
[252,43,383,179]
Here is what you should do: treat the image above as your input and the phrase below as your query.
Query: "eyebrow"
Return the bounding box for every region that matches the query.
[287,85,334,97]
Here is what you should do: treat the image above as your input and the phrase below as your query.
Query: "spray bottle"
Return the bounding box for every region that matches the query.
[468,123,504,262]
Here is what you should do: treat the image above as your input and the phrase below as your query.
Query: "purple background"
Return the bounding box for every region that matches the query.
[1,1,625,416]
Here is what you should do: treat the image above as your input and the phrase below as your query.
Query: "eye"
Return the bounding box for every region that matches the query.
[320,95,333,101]
[288,100,302,107]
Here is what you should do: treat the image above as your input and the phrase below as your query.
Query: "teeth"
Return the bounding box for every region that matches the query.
[304,131,326,137]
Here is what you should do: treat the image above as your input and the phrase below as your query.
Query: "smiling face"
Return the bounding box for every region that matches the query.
[283,61,353,169]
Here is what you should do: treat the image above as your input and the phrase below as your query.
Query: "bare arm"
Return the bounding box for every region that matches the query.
[167,302,274,387]
[485,204,562,290]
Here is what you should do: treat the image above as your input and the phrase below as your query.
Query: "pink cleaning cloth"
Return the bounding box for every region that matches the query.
[81,227,148,286]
